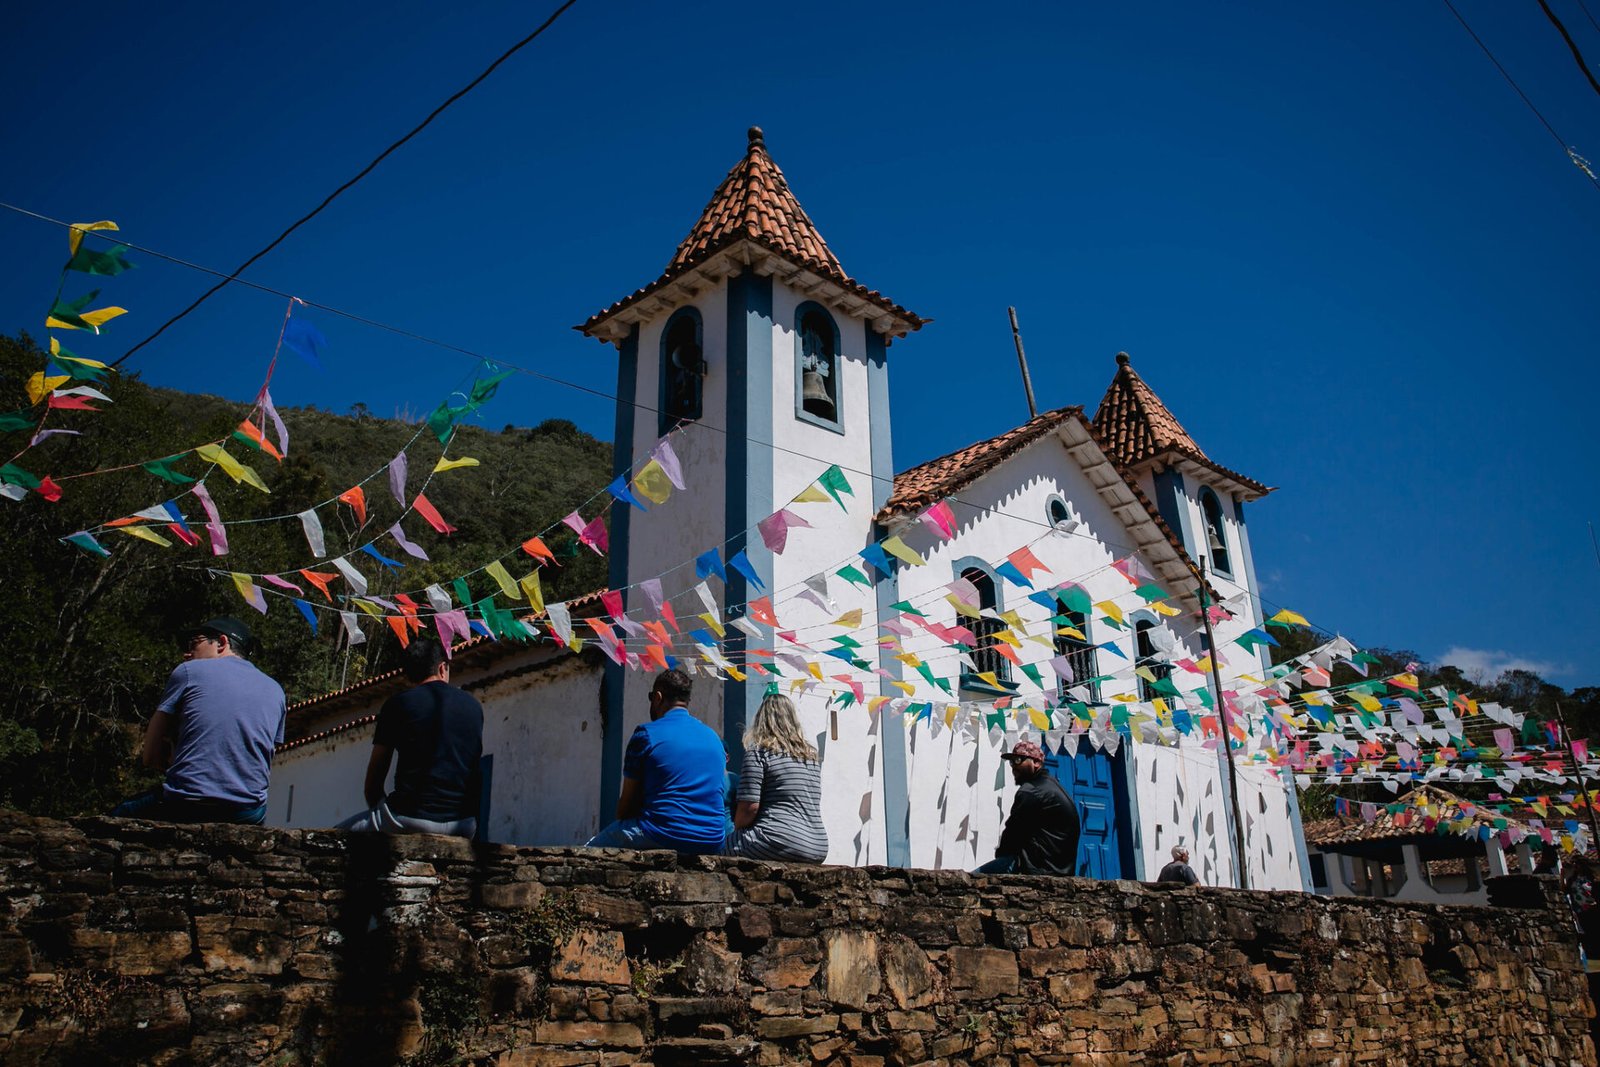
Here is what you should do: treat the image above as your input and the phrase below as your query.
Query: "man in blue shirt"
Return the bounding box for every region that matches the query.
[587,668,727,853]
[112,617,286,825]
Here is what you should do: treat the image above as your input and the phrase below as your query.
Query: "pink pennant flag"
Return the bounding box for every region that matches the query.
[1494,727,1515,753]
[562,510,587,536]
[918,500,956,540]
[191,481,228,556]
[261,573,304,595]
[602,589,624,620]
[641,578,666,615]
[757,508,811,554]
[580,515,608,555]
[652,438,686,490]
[388,453,408,506]
[1574,740,1590,765]
[1007,545,1050,582]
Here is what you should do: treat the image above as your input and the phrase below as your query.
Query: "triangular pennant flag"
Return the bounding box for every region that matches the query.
[484,560,520,599]
[651,438,687,490]
[262,573,303,595]
[388,522,429,560]
[608,474,648,511]
[141,455,195,484]
[518,570,545,614]
[297,509,325,557]
[727,549,766,591]
[919,500,956,540]
[194,444,269,493]
[412,493,457,535]
[837,564,871,588]
[792,483,832,504]
[880,536,925,567]
[282,316,327,370]
[331,556,369,596]
[633,460,674,505]
[360,543,403,570]
[1007,546,1049,581]
[434,456,479,473]
[388,453,408,507]
[340,611,367,645]
[231,573,267,614]
[696,550,727,583]
[521,536,556,565]
[579,515,608,555]
[257,388,289,456]
[191,481,228,556]
[66,220,119,257]
[859,543,893,578]
[64,531,110,557]
[300,569,338,601]
[293,599,318,634]
[817,465,853,509]
[338,485,368,525]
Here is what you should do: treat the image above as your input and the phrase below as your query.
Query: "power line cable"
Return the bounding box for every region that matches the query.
[105,0,582,370]
[1440,0,1600,189]
[1536,0,1600,100]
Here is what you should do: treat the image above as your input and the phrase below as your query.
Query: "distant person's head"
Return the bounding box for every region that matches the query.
[745,694,818,763]
[649,668,693,718]
[185,617,252,661]
[1000,740,1046,783]
[1171,844,1190,864]
[400,636,449,684]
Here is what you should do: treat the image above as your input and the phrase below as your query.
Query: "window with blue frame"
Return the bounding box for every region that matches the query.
[958,564,1013,695]
[795,303,842,430]
[659,308,704,436]
[1199,487,1233,577]
[1054,609,1099,703]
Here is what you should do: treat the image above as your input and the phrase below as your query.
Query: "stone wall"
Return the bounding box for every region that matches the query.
[0,812,1592,1066]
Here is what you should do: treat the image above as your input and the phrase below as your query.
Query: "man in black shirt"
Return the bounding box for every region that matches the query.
[974,740,1080,875]
[1157,844,1200,885]
[336,637,483,838]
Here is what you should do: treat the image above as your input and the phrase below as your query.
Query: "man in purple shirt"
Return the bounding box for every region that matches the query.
[112,617,286,825]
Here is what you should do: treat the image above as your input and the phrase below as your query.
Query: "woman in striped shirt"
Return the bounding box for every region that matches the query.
[724,694,828,863]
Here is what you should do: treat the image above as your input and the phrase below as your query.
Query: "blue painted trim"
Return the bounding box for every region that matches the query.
[657,306,704,438]
[1231,497,1270,674]
[724,272,775,749]
[475,753,494,844]
[865,325,909,867]
[1150,467,1194,557]
[599,324,639,818]
[1119,742,1145,880]
[1281,766,1315,891]
[793,301,845,434]
[1198,486,1234,578]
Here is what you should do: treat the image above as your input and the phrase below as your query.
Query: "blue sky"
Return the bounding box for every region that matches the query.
[2,2,1596,685]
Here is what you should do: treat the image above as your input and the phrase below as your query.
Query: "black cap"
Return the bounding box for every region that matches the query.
[191,616,253,654]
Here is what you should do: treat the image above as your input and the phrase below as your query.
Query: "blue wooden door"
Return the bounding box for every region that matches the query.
[1045,741,1125,879]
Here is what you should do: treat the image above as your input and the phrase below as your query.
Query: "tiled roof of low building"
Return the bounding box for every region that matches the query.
[579,128,926,341]
[1091,352,1270,498]
[1303,785,1525,848]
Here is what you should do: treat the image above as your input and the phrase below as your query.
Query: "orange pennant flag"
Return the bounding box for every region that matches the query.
[521,536,557,565]
[385,616,411,647]
[299,569,338,601]
[338,486,367,525]
[412,493,456,534]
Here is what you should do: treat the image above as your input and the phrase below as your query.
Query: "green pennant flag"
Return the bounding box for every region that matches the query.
[426,401,470,444]
[1055,584,1093,615]
[914,661,951,695]
[0,410,34,432]
[888,600,925,617]
[817,464,853,509]
[1099,613,1126,631]
[468,366,515,405]
[1019,662,1046,690]
[141,455,195,484]
[1133,583,1169,604]
[453,578,474,607]
[1150,674,1182,698]
[835,691,857,710]
[46,289,103,331]
[832,635,861,649]
[0,463,40,489]
[1111,705,1130,728]
[836,564,871,588]
[985,709,1008,732]
[1067,701,1091,722]
[66,243,134,277]
[1191,688,1214,708]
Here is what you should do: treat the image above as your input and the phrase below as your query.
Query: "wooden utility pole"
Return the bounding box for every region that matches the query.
[1007,307,1038,419]
[1556,702,1600,855]
[1197,556,1251,889]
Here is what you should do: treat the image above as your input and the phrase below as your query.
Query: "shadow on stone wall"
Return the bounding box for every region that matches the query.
[0,811,1593,1066]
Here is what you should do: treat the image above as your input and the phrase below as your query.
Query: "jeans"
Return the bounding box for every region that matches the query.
[112,787,267,826]
[586,818,724,854]
[336,800,476,838]
[972,854,1020,875]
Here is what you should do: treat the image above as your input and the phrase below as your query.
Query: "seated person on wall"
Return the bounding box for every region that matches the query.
[723,692,828,864]
[336,636,483,838]
[973,740,1080,876]
[1157,844,1200,885]
[113,617,287,826]
[587,668,727,854]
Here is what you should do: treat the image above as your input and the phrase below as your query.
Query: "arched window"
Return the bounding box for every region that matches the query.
[795,302,842,430]
[1134,618,1173,702]
[1054,609,1099,703]
[1046,495,1071,530]
[956,561,1012,694]
[659,308,704,436]
[1198,487,1232,577]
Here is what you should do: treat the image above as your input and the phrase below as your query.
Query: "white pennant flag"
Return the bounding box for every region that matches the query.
[546,602,573,645]
[330,556,368,596]
[425,584,453,613]
[693,581,720,624]
[298,509,325,557]
[339,611,367,645]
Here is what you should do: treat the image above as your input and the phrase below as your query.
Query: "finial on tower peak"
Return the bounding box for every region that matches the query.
[1116,351,1131,367]
[748,126,765,147]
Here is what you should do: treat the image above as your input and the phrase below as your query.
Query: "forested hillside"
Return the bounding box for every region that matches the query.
[0,332,612,815]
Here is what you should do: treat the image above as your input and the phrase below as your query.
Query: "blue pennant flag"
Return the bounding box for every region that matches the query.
[282,316,327,370]
[361,543,403,569]
[607,474,648,511]
[687,628,720,648]
[994,560,1032,589]
[858,543,893,578]
[293,599,318,634]
[695,549,726,583]
[726,549,765,591]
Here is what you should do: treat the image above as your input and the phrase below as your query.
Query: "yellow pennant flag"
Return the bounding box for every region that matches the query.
[725,665,746,682]
[633,460,674,505]
[1134,666,1157,684]
[353,599,384,618]
[1056,625,1086,641]
[991,629,1022,648]
[1269,608,1309,627]
[944,705,958,728]
[68,220,118,256]
[1153,698,1169,714]
[484,560,520,599]
[891,680,915,697]
[1194,655,1214,674]
[1350,692,1382,712]
[118,525,172,547]
[50,338,109,368]
[1151,602,1181,617]
[792,484,832,504]
[47,306,127,332]
[26,373,70,405]
[893,652,922,668]
[977,671,1001,688]
[697,613,725,639]
[868,696,890,712]
[880,536,925,567]
[998,609,1026,630]
[807,661,824,681]
[1029,707,1052,731]
[518,570,545,614]
[1096,601,1124,625]
[195,444,270,493]
[945,594,981,619]
[831,608,863,628]
[434,456,480,473]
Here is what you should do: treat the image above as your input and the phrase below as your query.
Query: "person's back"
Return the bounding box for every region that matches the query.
[731,747,828,862]
[380,680,483,822]
[631,707,727,852]
[163,653,286,807]
[1157,847,1200,885]
[1002,773,1080,875]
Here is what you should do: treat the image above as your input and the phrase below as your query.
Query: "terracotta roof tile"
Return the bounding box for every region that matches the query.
[879,406,1084,517]
[1090,353,1270,498]
[579,128,926,340]
[1303,785,1528,848]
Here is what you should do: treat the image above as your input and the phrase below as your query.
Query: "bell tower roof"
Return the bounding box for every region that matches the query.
[1092,352,1272,499]
[578,128,926,345]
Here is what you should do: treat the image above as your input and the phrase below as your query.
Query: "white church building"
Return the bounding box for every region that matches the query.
[269,128,1312,891]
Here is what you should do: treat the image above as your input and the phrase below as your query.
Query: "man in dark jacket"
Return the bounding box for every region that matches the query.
[973,740,1080,875]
